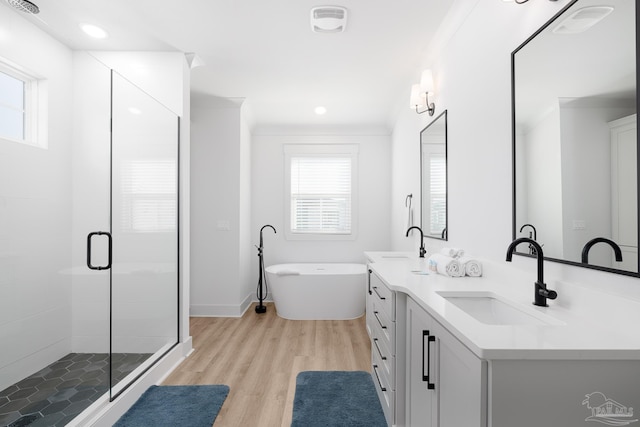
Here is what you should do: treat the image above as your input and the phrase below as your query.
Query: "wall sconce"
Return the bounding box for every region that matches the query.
[410,69,435,116]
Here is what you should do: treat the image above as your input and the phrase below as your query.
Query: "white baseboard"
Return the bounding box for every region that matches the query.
[190,293,265,317]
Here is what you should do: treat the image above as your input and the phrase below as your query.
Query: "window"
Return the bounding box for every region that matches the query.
[428,154,446,235]
[0,59,44,147]
[120,159,177,233]
[284,144,358,240]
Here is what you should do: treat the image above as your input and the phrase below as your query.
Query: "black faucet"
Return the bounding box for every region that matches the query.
[519,223,537,240]
[406,226,426,258]
[519,224,538,255]
[506,237,557,307]
[581,237,623,264]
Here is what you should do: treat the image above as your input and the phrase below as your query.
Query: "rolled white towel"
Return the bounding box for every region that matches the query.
[459,256,482,277]
[428,253,463,277]
[276,270,300,276]
[440,247,465,259]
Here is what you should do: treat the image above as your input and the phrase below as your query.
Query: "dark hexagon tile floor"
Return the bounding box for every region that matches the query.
[0,353,151,427]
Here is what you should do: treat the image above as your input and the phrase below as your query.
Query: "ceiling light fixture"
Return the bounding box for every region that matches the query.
[80,23,108,39]
[314,106,327,115]
[410,69,436,116]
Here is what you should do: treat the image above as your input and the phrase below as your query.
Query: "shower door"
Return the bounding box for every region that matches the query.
[109,71,179,399]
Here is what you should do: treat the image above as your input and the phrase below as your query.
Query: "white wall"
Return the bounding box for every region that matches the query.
[391,0,640,302]
[521,105,563,257]
[559,100,635,266]
[239,104,253,305]
[0,10,74,390]
[190,97,252,316]
[251,130,392,268]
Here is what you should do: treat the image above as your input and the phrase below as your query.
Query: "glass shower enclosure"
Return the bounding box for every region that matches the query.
[0,53,178,426]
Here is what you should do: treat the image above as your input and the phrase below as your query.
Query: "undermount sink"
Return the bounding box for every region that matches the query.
[436,291,563,326]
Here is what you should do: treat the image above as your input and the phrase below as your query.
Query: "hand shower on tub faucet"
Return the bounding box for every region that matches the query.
[256,225,276,314]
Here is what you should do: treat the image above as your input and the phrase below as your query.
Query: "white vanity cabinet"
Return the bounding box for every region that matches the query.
[367,268,397,426]
[406,296,486,427]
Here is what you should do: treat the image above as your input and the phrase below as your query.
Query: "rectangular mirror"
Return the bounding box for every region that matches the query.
[512,0,638,276]
[421,110,448,240]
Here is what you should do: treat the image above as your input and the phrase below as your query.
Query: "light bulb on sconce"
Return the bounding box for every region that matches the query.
[410,69,436,116]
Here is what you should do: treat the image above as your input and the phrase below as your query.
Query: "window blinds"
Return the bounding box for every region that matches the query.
[120,159,177,233]
[429,154,446,234]
[290,156,352,234]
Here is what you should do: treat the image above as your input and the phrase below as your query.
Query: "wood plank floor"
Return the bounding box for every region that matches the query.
[162,303,371,427]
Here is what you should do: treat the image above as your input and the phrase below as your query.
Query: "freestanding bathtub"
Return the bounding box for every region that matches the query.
[265,263,367,320]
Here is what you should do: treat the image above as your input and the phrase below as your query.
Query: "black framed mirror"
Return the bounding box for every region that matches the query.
[511,0,638,276]
[421,110,448,240]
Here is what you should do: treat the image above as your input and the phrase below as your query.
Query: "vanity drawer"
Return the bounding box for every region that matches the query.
[370,271,395,321]
[372,348,394,426]
[372,299,394,347]
[372,333,394,383]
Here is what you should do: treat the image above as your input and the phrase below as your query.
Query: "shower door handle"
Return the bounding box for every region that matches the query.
[87,231,112,270]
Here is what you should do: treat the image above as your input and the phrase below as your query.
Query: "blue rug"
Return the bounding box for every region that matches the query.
[113,384,229,427]
[292,371,387,427]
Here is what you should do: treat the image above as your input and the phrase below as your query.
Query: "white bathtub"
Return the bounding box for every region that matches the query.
[265,263,367,320]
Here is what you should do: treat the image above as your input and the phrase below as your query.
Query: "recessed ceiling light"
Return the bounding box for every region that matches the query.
[315,106,327,115]
[128,107,142,115]
[80,23,108,39]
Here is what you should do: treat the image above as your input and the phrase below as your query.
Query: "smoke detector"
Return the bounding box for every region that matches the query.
[310,6,347,33]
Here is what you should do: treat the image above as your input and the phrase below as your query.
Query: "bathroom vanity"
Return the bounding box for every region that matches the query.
[364,252,640,427]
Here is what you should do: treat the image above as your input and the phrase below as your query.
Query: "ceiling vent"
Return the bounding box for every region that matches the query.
[310,6,347,33]
[552,6,614,34]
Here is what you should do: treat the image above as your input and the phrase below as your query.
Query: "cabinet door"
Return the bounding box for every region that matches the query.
[366,268,374,337]
[406,297,487,427]
[432,319,486,427]
[406,297,437,427]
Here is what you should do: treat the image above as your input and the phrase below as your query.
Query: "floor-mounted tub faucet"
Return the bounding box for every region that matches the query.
[406,226,426,258]
[581,237,623,265]
[506,237,557,307]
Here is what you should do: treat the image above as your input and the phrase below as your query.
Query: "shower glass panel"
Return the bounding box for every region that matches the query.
[110,71,179,398]
[0,53,178,426]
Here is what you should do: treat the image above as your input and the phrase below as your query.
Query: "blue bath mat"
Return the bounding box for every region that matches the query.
[113,384,229,427]
[291,371,387,427]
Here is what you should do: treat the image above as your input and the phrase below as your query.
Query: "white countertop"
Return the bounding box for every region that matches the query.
[365,251,640,360]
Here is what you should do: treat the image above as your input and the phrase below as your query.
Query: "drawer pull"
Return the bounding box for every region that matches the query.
[372,286,386,300]
[367,269,373,295]
[373,365,387,392]
[373,338,387,360]
[373,311,387,329]
[422,330,436,390]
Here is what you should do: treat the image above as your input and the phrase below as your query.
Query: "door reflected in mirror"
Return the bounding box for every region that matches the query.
[421,110,447,240]
[512,0,638,275]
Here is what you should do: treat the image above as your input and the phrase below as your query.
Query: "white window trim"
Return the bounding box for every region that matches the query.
[0,57,47,149]
[284,144,359,241]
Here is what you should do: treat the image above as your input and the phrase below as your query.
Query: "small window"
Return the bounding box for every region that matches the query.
[0,71,25,141]
[428,154,446,235]
[120,159,177,233]
[284,144,359,240]
[0,59,44,148]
